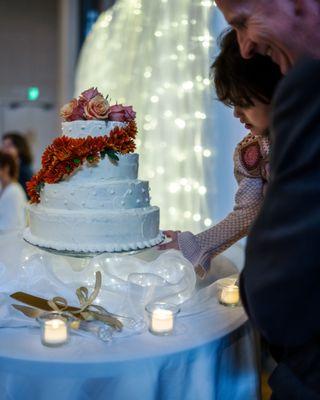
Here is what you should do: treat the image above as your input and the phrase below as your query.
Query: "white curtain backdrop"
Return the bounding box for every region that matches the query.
[75,0,242,233]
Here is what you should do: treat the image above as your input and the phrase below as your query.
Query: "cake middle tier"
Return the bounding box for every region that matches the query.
[40,179,151,210]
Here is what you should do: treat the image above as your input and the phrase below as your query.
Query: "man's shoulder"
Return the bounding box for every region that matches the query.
[274,58,320,105]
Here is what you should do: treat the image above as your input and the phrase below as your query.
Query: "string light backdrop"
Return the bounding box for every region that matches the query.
[75,0,221,233]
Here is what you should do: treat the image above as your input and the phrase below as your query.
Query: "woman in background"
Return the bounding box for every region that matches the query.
[2,131,33,194]
[0,152,26,232]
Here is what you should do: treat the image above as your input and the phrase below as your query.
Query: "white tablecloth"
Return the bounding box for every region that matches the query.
[0,290,258,400]
[0,232,258,399]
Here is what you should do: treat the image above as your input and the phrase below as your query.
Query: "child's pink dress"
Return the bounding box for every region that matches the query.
[178,133,270,275]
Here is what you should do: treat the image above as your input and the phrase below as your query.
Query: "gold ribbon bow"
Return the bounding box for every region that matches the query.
[12,271,123,331]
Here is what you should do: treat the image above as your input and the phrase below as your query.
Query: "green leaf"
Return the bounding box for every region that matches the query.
[66,165,72,172]
[106,149,119,161]
[87,155,94,162]
[73,158,81,165]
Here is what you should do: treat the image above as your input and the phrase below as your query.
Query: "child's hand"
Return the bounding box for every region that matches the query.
[158,230,181,251]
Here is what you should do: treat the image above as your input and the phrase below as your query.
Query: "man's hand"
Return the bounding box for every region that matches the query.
[158,230,181,250]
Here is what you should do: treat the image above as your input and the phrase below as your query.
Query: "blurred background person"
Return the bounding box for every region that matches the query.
[2,132,33,194]
[0,151,26,232]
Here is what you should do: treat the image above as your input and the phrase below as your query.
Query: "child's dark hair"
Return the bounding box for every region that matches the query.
[2,131,33,165]
[211,29,283,107]
[0,151,18,179]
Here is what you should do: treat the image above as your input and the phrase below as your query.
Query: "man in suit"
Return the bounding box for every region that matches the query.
[215,0,320,398]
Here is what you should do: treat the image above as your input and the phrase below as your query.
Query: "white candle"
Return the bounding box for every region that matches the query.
[151,308,174,334]
[43,319,68,345]
[220,285,240,306]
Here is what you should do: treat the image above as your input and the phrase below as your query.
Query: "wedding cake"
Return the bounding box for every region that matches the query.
[23,88,163,253]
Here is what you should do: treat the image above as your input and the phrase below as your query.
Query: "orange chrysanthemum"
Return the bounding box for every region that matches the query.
[27,122,137,203]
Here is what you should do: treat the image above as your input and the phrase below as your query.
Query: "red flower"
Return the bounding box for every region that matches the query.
[27,122,137,204]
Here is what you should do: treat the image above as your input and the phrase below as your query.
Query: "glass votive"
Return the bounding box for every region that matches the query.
[217,279,240,307]
[145,302,180,336]
[37,312,74,347]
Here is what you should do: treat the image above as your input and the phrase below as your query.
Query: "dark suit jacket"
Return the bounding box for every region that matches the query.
[240,59,320,400]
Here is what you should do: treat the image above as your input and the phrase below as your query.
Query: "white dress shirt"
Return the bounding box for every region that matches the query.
[0,182,27,232]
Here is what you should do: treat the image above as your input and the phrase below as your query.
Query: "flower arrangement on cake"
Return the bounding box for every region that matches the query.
[27,88,137,203]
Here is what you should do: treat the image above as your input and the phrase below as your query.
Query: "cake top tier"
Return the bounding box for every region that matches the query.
[62,120,124,138]
[60,87,136,126]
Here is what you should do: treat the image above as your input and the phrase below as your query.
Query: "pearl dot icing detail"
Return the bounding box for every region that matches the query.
[128,189,133,195]
[121,201,125,206]
[142,188,145,193]
[136,199,141,204]
[110,190,115,195]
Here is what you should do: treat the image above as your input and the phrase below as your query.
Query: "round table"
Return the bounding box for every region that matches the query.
[0,286,258,400]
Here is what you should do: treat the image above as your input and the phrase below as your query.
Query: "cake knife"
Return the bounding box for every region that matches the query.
[12,304,113,342]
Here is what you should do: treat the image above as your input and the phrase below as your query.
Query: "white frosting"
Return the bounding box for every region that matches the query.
[66,154,139,182]
[25,119,161,253]
[24,205,162,252]
[62,120,124,138]
[41,179,150,210]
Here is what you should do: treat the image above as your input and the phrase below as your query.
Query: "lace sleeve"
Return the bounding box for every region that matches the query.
[178,146,264,272]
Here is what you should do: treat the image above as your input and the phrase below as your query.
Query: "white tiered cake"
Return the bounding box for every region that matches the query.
[23,90,163,253]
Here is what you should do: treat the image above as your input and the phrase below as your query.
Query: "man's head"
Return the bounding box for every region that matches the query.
[215,0,320,74]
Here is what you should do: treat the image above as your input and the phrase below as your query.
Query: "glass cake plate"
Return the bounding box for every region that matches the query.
[23,233,166,258]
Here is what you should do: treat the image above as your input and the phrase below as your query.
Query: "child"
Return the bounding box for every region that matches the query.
[0,152,26,232]
[158,29,283,276]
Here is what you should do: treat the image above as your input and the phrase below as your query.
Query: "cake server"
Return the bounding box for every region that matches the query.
[12,304,114,342]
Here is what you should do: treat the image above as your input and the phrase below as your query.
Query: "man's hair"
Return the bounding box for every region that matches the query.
[2,131,33,165]
[211,29,283,107]
[0,151,18,179]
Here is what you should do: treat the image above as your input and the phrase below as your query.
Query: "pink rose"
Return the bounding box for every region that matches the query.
[107,104,136,122]
[84,95,110,120]
[80,87,101,102]
[60,99,85,122]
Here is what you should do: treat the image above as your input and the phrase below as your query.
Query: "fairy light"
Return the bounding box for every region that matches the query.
[184,211,192,218]
[164,110,173,118]
[193,214,201,222]
[182,81,194,90]
[195,111,206,119]
[175,118,186,129]
[204,218,212,227]
[75,2,216,232]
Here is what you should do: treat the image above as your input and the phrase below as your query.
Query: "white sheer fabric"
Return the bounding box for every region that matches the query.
[75,0,220,232]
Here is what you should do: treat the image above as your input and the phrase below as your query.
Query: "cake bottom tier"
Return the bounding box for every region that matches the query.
[24,204,163,253]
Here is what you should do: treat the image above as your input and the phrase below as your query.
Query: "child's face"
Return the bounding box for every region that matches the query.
[233,99,270,136]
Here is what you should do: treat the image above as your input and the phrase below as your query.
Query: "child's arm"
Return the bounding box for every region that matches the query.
[178,146,264,275]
